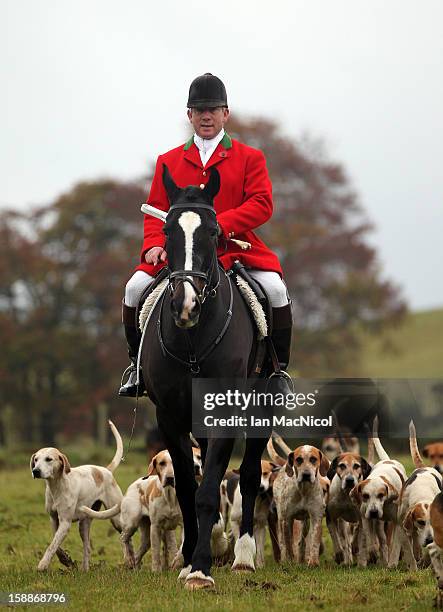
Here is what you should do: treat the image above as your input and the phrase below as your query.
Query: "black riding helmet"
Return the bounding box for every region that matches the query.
[187,73,228,109]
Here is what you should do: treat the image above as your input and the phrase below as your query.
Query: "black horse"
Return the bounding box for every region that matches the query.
[141,165,269,589]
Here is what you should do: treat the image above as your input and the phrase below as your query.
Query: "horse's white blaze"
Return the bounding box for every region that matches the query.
[178,211,201,319]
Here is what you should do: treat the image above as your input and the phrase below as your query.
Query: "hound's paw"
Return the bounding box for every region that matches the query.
[171,551,184,570]
[37,562,49,572]
[232,534,256,572]
[184,570,215,590]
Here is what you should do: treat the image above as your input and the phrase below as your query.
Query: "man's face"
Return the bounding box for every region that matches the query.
[187,107,229,139]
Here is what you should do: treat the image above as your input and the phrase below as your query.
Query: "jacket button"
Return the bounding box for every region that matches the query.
[202,171,207,176]
[199,183,205,189]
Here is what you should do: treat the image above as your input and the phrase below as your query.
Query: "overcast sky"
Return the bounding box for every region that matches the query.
[2,0,442,310]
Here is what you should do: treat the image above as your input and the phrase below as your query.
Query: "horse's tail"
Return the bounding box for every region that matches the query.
[107,420,124,473]
[80,504,121,519]
[409,420,425,468]
[267,435,286,466]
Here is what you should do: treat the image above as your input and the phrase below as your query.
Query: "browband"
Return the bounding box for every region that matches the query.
[168,202,216,214]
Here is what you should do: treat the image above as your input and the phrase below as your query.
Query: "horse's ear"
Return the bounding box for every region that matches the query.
[204,167,220,201]
[162,164,179,203]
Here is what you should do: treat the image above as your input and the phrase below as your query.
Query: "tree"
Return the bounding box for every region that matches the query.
[227,115,406,376]
[0,115,407,444]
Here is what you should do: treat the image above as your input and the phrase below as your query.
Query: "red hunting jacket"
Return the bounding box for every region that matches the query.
[136,132,283,277]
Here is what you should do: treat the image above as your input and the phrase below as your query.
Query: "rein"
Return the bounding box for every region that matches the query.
[157,266,233,375]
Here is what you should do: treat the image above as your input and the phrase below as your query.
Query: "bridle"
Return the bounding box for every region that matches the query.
[166,202,220,306]
[157,201,233,374]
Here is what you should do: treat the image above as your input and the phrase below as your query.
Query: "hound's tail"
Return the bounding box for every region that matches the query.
[272,432,292,457]
[372,415,390,461]
[267,435,286,467]
[107,420,124,473]
[409,420,425,468]
[80,504,121,519]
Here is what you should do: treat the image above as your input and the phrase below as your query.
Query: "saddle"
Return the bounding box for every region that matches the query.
[135,261,276,378]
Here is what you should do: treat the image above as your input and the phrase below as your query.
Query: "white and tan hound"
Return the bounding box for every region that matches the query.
[350,433,406,566]
[326,451,372,564]
[30,420,123,571]
[389,421,443,569]
[268,438,330,566]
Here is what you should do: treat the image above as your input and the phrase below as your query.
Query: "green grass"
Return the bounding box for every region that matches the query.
[0,454,439,611]
[360,307,443,377]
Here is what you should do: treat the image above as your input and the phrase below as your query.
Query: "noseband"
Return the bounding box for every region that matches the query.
[167,202,220,305]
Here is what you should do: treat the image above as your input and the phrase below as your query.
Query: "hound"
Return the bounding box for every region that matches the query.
[422,441,443,475]
[225,460,279,569]
[30,420,123,571]
[326,451,372,564]
[350,432,406,566]
[268,438,330,566]
[428,492,443,608]
[322,434,360,462]
[389,421,443,569]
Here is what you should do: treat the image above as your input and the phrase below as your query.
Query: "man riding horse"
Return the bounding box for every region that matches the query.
[119,72,293,397]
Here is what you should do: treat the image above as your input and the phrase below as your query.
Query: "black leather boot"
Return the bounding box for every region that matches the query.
[267,303,294,396]
[118,303,146,397]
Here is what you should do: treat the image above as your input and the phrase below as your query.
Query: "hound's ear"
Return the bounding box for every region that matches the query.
[403,508,415,535]
[30,453,36,474]
[423,445,430,458]
[59,453,71,474]
[204,167,220,201]
[386,483,399,502]
[350,482,363,506]
[270,462,280,471]
[360,457,372,479]
[162,164,179,203]
[319,451,330,477]
[147,457,158,476]
[327,456,339,481]
[285,452,295,477]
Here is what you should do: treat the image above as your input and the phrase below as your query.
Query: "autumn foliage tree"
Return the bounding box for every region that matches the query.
[227,116,406,375]
[0,115,406,444]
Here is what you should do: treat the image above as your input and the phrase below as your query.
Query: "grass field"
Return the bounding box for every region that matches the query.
[359,307,443,377]
[0,451,439,612]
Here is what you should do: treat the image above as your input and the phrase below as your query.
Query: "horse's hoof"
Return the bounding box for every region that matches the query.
[177,564,192,581]
[231,534,256,573]
[232,563,255,572]
[184,570,215,590]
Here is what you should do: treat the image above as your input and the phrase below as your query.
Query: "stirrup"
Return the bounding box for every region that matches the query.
[120,363,136,387]
[267,370,295,394]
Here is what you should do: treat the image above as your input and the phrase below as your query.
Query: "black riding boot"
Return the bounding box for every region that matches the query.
[267,303,294,396]
[118,303,146,397]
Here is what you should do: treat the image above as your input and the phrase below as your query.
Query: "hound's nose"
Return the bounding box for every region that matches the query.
[425,535,434,545]
[301,472,311,482]
[32,468,41,478]
[369,509,379,519]
[344,477,355,488]
[258,484,265,494]
[164,476,175,487]
[194,465,202,476]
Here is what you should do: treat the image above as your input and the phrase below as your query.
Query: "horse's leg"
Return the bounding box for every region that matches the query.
[232,436,268,572]
[157,419,198,579]
[185,437,235,590]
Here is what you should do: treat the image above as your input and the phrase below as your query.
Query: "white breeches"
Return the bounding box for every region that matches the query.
[124,269,289,308]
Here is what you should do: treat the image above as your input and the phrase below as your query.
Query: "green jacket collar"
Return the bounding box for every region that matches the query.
[184,132,232,151]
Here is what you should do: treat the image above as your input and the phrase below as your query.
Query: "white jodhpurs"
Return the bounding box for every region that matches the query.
[124,269,289,308]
